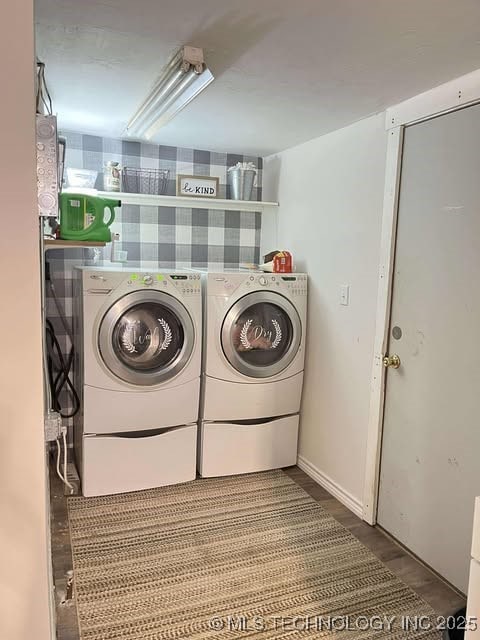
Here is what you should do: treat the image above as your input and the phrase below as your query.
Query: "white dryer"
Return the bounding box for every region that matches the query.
[199,271,307,477]
[73,266,202,496]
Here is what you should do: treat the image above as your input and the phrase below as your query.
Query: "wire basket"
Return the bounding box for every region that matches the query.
[122,167,170,195]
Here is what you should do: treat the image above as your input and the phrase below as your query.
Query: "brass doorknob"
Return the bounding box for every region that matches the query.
[383,354,401,369]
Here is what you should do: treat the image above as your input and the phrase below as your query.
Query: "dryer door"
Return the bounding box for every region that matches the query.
[221,291,302,379]
[98,290,195,386]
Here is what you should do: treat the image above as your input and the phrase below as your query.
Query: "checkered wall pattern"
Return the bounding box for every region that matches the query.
[62,131,263,268]
[46,133,263,424]
[64,131,263,200]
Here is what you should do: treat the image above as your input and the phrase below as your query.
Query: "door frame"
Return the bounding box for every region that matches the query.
[362,67,480,524]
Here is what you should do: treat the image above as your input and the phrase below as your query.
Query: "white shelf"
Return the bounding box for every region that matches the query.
[93,190,278,213]
[44,239,107,251]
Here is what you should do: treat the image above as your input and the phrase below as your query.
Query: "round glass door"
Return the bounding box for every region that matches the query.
[98,291,195,386]
[221,291,302,378]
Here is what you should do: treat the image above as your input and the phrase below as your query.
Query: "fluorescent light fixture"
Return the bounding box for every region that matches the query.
[126,46,214,140]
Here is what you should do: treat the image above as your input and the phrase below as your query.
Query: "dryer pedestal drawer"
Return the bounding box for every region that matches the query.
[81,424,197,496]
[202,372,303,422]
[199,415,299,477]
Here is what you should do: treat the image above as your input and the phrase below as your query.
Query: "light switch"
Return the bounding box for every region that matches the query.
[340,284,350,306]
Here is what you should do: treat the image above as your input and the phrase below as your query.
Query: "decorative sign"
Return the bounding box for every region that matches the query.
[239,319,282,350]
[176,174,219,198]
[121,319,172,353]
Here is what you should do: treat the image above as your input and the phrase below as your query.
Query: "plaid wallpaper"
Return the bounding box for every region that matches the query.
[46,132,263,426]
[62,131,263,268]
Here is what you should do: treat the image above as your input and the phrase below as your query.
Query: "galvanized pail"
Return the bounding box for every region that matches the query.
[228,167,256,201]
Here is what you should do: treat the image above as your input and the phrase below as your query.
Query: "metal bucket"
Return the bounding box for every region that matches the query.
[228,168,256,201]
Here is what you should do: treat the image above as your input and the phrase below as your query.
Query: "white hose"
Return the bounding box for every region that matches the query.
[55,438,66,483]
[62,429,74,494]
[55,430,74,494]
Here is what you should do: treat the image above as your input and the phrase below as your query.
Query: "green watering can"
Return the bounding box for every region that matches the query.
[59,193,120,242]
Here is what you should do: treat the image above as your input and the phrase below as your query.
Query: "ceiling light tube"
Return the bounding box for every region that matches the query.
[127,67,185,132]
[127,49,188,131]
[133,69,198,138]
[143,69,214,139]
[126,46,214,139]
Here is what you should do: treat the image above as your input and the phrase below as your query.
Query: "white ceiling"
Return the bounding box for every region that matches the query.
[35,0,480,157]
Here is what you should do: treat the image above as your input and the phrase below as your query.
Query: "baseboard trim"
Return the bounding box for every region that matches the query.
[297,455,364,519]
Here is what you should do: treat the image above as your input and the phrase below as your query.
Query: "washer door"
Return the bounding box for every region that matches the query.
[221,291,302,378]
[98,290,195,386]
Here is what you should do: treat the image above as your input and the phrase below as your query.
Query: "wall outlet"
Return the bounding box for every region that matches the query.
[44,411,62,442]
[340,284,350,306]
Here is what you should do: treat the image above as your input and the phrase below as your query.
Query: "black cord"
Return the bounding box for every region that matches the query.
[45,318,80,418]
[36,60,53,115]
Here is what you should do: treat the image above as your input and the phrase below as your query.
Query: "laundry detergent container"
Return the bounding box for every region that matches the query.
[59,193,120,242]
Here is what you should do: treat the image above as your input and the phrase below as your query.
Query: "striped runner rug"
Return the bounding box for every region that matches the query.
[67,470,441,639]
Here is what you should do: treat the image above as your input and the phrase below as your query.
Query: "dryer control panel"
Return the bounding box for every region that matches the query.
[278,274,308,296]
[244,273,307,295]
[207,272,307,297]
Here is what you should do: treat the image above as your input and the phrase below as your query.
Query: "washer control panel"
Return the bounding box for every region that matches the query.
[122,272,201,296]
[169,273,201,296]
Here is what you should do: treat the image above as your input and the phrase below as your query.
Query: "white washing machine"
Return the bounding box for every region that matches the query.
[199,270,307,477]
[73,266,202,496]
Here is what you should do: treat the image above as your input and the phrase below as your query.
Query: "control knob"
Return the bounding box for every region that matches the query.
[143,275,153,286]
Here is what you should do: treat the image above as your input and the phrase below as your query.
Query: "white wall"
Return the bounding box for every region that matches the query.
[263,114,387,509]
[0,2,52,638]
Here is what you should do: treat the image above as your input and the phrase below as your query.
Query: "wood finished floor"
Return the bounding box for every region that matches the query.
[50,462,466,640]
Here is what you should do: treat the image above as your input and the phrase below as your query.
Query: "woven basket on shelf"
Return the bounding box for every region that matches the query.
[122,167,170,195]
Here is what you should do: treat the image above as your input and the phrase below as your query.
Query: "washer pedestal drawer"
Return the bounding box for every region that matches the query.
[198,415,299,477]
[81,424,197,496]
[84,377,200,433]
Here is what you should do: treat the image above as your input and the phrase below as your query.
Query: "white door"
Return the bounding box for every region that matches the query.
[378,104,480,593]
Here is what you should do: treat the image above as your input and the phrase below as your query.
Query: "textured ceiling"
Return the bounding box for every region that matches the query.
[35,0,480,156]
